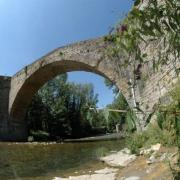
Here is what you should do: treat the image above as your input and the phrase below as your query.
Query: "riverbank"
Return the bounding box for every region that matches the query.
[0,137,179,179]
[64,133,125,142]
[54,144,179,180]
[2,133,125,144]
[116,146,179,179]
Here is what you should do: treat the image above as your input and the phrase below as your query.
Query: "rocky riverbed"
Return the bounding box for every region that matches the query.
[53,144,179,180]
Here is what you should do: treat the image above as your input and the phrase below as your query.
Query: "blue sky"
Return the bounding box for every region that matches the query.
[0,0,133,106]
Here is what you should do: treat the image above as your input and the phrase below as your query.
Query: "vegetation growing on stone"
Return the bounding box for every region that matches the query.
[104,0,179,83]
[126,81,180,177]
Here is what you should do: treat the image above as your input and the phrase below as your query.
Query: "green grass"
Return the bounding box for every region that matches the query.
[125,123,177,154]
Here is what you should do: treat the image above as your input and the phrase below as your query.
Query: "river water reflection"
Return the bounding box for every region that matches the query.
[0,140,125,180]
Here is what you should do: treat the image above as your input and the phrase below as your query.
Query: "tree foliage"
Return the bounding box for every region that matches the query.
[105,93,136,132]
[26,74,103,140]
[104,0,180,73]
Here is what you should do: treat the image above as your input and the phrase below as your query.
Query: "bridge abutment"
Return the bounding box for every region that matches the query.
[0,76,27,141]
[6,121,28,141]
[0,76,11,140]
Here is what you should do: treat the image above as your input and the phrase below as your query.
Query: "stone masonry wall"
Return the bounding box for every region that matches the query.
[0,76,11,140]
[134,47,180,128]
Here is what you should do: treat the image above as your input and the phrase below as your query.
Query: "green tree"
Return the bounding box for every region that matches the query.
[26,74,100,140]
[104,78,136,132]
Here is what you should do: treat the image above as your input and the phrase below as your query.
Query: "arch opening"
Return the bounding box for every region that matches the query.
[25,71,124,141]
[10,60,125,123]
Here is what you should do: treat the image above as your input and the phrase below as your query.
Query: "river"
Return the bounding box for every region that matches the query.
[0,139,125,180]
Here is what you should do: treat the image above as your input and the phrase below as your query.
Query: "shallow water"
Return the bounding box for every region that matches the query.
[0,140,125,180]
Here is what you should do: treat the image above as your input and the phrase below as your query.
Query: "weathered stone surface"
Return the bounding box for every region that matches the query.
[94,167,118,174]
[0,76,11,140]
[140,143,161,155]
[53,167,118,180]
[100,148,136,167]
[122,177,140,180]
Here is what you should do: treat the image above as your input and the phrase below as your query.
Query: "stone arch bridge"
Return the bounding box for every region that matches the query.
[0,37,179,141]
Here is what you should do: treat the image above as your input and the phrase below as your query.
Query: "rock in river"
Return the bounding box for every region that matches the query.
[100,148,136,167]
[53,167,118,180]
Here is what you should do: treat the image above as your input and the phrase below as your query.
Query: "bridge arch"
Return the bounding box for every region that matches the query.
[8,38,130,139]
[0,37,178,141]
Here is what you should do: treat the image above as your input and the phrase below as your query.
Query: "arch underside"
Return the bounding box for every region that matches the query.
[10,60,127,123]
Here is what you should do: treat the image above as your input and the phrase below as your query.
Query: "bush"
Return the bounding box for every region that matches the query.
[146,124,176,146]
[126,132,147,154]
[126,124,176,154]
